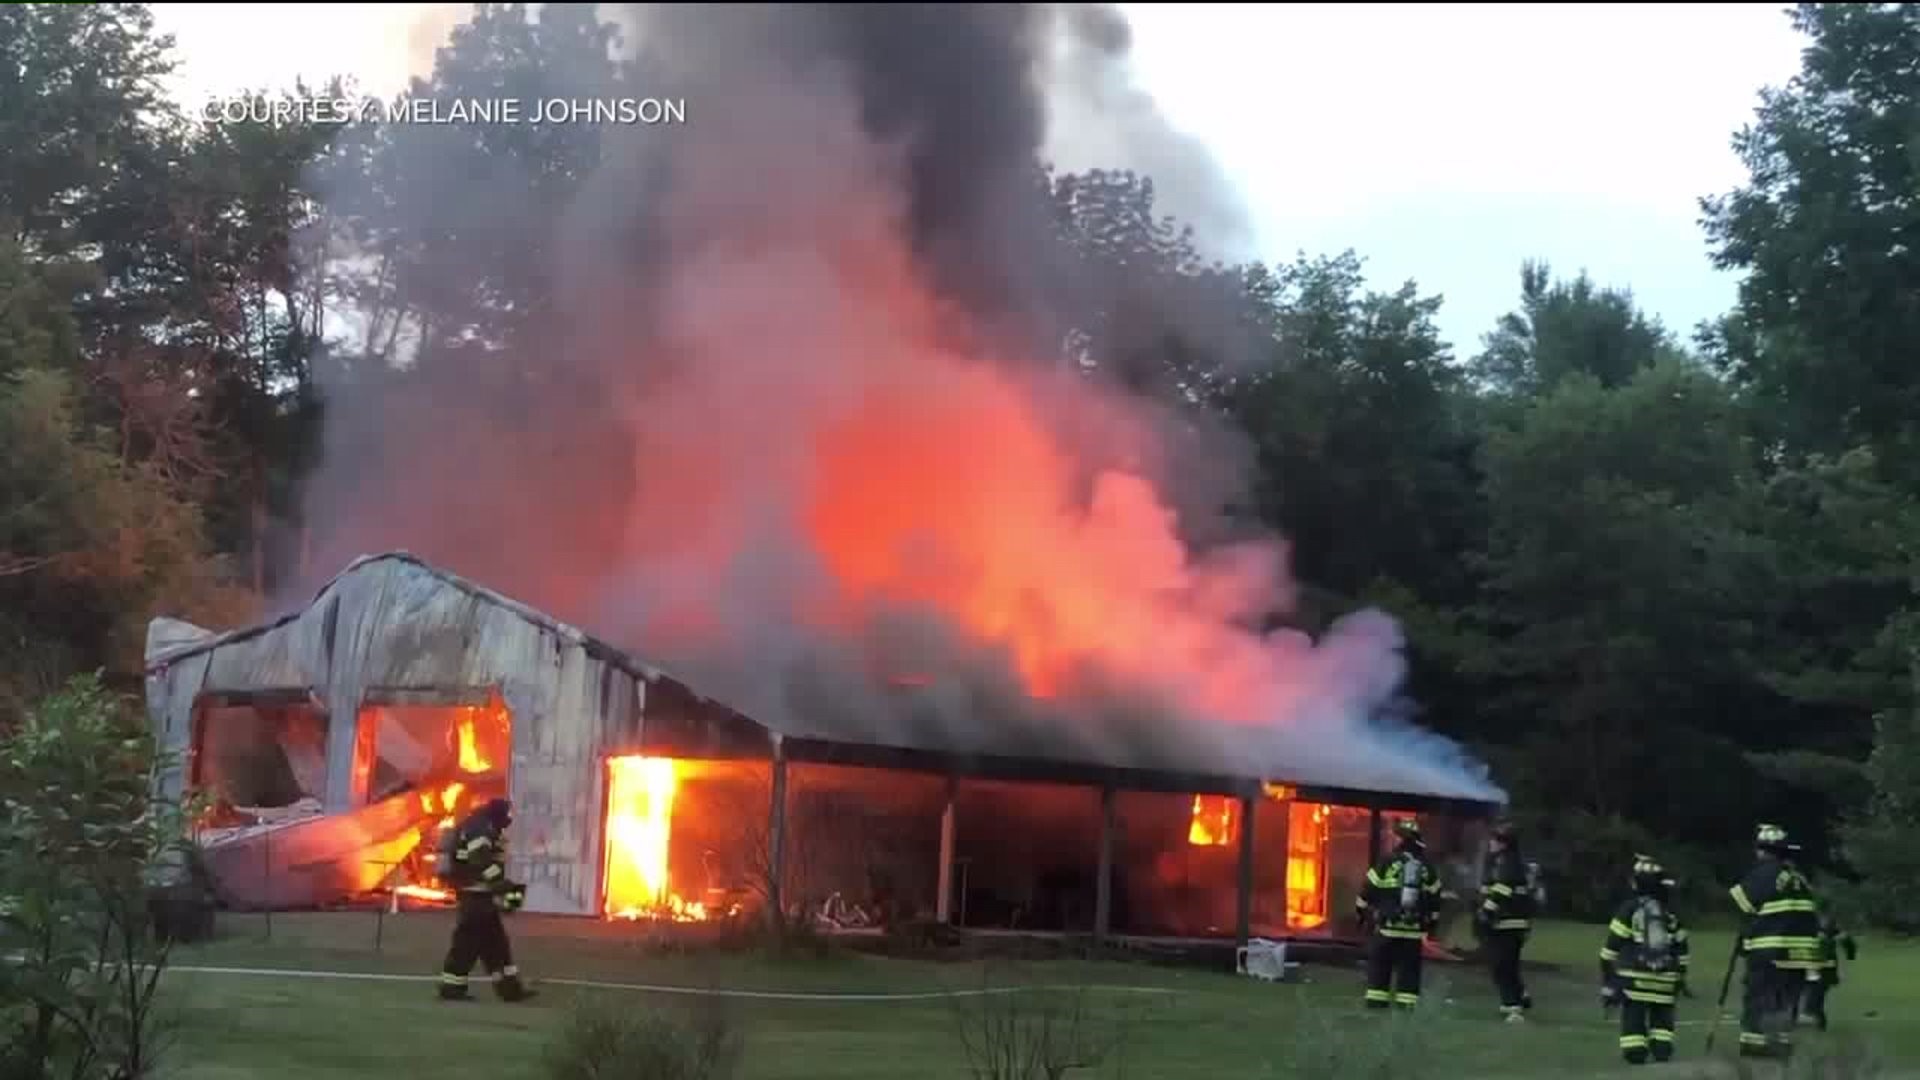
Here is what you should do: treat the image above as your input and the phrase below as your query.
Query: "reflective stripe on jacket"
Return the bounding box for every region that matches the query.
[1355,851,1443,939]
[1599,897,1690,1005]
[1729,858,1821,969]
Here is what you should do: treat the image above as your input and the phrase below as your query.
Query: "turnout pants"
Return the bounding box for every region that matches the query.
[1798,967,1835,1031]
[1739,960,1801,1058]
[439,891,529,1000]
[1363,934,1424,1009]
[1486,929,1530,1017]
[1619,999,1676,1064]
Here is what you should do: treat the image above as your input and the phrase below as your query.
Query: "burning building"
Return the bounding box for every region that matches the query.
[144,551,1501,946]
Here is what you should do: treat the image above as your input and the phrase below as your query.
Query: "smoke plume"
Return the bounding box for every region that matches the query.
[300,4,1502,803]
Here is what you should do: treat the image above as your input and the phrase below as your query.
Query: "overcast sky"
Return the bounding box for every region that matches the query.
[149,2,1809,355]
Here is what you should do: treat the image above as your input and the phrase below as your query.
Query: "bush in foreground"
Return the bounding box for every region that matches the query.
[1259,984,1446,1080]
[542,994,745,1080]
[0,672,201,1080]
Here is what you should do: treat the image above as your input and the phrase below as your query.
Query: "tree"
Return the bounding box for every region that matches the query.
[1840,610,1920,933]
[1223,252,1481,604]
[327,1,629,371]
[0,3,177,256]
[1748,448,1920,758]
[0,671,203,1079]
[1701,3,1920,475]
[1471,260,1676,400]
[1471,357,1764,840]
[0,239,241,722]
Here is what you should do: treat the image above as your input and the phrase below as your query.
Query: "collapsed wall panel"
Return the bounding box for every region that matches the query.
[196,791,437,910]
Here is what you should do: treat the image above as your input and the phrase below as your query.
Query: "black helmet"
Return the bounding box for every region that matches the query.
[1393,819,1425,851]
[485,798,513,829]
[1631,853,1666,894]
[1490,819,1517,844]
[1754,822,1790,855]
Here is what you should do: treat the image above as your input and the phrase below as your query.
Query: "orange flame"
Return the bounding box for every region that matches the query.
[1187,794,1239,847]
[458,710,492,773]
[602,755,712,922]
[1284,801,1331,931]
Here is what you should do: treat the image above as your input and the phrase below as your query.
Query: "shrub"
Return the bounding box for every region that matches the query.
[1258,985,1446,1080]
[542,994,744,1080]
[948,961,1165,1080]
[0,671,201,1080]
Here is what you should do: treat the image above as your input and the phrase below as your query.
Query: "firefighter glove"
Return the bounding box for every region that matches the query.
[1599,985,1620,1010]
[497,883,527,913]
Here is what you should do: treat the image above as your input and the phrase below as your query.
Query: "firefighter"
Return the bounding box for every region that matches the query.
[1599,854,1690,1065]
[437,797,535,1002]
[1729,822,1822,1059]
[1793,848,1856,1032]
[1475,819,1536,1022]
[1355,818,1444,1010]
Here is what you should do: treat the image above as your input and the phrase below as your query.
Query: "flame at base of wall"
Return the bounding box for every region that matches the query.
[602,755,733,922]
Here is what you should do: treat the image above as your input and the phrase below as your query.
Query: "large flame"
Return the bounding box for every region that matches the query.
[602,755,713,922]
[389,709,510,906]
[302,46,1506,818]
[1284,801,1331,931]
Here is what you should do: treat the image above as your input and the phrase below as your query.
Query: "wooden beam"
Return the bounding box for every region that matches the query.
[936,776,958,924]
[1235,793,1256,950]
[766,750,789,932]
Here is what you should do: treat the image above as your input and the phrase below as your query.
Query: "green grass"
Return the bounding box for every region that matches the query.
[147,912,1920,1079]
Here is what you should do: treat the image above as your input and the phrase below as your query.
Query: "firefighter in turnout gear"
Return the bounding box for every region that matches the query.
[1794,849,1856,1032]
[1729,823,1822,1059]
[1355,819,1444,1010]
[1476,819,1537,1022]
[1599,855,1690,1065]
[437,798,535,1002]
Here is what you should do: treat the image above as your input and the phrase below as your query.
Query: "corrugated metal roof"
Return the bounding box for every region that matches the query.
[147,552,1504,808]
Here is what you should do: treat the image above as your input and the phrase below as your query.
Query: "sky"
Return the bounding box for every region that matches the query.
[148,2,1810,355]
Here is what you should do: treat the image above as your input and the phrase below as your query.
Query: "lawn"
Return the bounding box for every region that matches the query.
[151,911,1919,1079]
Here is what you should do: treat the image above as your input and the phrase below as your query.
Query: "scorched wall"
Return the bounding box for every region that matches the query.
[144,553,765,917]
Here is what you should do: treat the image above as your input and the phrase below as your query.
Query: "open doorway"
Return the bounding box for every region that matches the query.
[352,691,513,902]
[189,691,330,832]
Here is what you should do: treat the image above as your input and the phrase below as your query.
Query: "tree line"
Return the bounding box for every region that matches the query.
[3,2,1918,928]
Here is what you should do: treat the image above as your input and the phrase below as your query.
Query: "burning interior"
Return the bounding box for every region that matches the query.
[586,757,1436,940]
[186,686,513,911]
[145,554,1500,942]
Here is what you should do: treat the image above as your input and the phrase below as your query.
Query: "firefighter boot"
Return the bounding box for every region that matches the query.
[437,974,474,1002]
[494,967,537,1003]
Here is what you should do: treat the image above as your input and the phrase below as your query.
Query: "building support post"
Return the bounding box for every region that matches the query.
[935,776,958,924]
[1094,784,1115,939]
[1368,806,1384,865]
[1235,792,1256,950]
[766,745,788,933]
